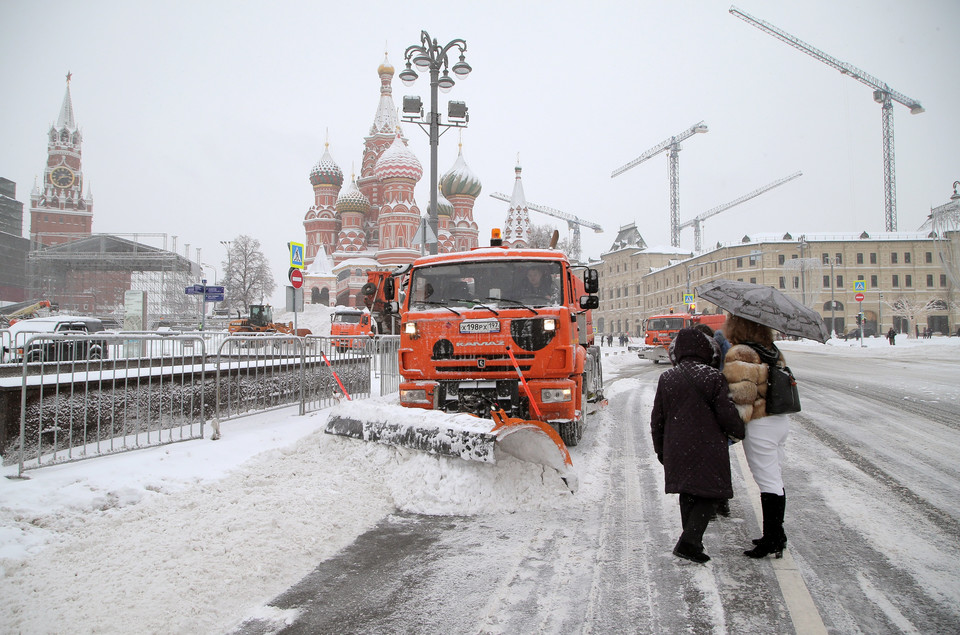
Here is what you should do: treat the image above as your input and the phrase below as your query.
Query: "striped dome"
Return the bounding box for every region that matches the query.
[440,148,482,198]
[437,190,454,217]
[336,178,370,214]
[374,132,422,182]
[309,146,344,188]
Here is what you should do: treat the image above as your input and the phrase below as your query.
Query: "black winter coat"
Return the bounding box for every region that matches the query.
[650,328,745,499]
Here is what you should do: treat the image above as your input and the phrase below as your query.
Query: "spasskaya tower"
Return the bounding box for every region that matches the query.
[30,73,94,246]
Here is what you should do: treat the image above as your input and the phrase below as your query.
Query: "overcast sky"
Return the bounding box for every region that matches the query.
[2,0,958,301]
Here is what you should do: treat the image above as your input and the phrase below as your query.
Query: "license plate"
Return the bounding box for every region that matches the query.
[460,320,500,334]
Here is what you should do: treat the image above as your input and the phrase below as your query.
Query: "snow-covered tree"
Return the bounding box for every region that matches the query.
[886,296,955,337]
[221,235,275,313]
[526,223,575,260]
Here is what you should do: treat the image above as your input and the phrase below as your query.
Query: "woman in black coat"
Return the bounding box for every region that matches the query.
[651,328,745,563]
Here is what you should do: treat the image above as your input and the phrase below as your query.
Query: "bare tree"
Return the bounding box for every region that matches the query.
[526,223,575,260]
[221,235,275,313]
[886,296,956,337]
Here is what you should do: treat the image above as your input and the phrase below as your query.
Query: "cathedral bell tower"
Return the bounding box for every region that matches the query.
[30,73,94,246]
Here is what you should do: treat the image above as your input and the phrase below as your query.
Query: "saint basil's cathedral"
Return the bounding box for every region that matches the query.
[301,54,489,307]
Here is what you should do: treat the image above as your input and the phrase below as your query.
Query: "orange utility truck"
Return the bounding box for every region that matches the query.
[638,311,726,363]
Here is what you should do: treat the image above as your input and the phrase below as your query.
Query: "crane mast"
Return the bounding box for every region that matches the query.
[489,192,602,262]
[730,6,924,232]
[678,171,803,251]
[611,121,708,247]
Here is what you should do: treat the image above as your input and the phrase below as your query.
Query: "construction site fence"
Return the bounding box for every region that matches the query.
[5,332,401,477]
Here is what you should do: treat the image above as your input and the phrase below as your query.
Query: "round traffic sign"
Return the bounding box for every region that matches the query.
[290,268,304,289]
[855,292,865,302]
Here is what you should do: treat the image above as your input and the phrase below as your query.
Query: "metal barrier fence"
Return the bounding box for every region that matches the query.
[12,332,210,475]
[6,332,402,476]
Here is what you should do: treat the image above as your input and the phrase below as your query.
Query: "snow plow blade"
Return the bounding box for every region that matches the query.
[324,402,577,492]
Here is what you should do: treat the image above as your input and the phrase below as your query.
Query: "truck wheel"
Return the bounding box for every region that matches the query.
[652,359,660,365]
[361,282,377,296]
[559,416,583,447]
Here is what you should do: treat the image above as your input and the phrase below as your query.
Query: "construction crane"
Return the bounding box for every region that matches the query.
[489,192,602,262]
[611,121,709,248]
[730,6,924,233]
[680,171,803,252]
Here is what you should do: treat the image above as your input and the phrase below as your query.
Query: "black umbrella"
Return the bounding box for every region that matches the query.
[694,279,830,343]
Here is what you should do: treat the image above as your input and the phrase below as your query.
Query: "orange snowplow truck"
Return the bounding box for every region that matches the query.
[324,235,604,492]
[638,311,726,363]
[389,242,603,447]
[330,308,376,351]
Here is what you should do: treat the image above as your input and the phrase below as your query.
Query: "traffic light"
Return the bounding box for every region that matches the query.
[856,313,862,327]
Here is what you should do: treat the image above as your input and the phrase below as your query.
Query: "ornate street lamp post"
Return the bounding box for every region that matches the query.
[399,31,472,255]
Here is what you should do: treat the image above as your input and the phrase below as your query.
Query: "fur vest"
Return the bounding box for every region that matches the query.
[722,344,770,422]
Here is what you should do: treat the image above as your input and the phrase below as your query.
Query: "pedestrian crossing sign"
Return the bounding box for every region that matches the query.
[289,242,304,269]
[853,280,865,292]
[683,293,695,305]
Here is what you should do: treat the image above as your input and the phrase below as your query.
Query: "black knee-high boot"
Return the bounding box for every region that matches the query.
[745,492,786,558]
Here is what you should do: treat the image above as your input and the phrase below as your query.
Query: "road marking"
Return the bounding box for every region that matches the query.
[735,444,828,635]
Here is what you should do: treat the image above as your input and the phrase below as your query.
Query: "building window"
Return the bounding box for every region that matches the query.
[837,275,843,287]
[823,275,830,288]
[856,253,864,264]
[905,275,912,287]
[870,275,878,287]
[778,254,785,265]
[870,253,877,264]
[892,275,899,287]
[821,253,829,264]
[750,277,757,284]
[749,254,757,266]
[941,274,948,287]
[925,252,933,264]
[927,274,934,287]
[793,277,799,289]
[736,257,743,268]
[904,252,911,264]
[835,253,842,264]
[779,277,786,289]
[891,253,898,264]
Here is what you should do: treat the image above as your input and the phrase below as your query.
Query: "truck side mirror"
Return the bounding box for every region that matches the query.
[384,301,400,315]
[583,269,599,294]
[579,295,599,310]
[383,278,395,300]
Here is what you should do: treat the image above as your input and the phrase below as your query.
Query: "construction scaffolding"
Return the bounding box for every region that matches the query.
[26,233,200,328]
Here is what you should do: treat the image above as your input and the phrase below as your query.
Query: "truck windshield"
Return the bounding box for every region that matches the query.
[408,261,563,309]
[646,317,686,331]
[332,313,362,324]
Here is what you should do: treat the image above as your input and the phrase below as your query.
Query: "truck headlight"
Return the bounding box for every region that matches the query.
[543,318,556,332]
[400,389,429,404]
[404,322,418,337]
[541,387,572,403]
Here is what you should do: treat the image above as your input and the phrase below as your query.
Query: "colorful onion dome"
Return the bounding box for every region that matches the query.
[440,146,482,198]
[309,145,344,188]
[336,177,370,214]
[436,189,454,217]
[374,132,422,181]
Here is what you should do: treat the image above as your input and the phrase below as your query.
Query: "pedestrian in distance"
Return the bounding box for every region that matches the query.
[722,314,791,559]
[651,328,745,564]
[887,327,896,346]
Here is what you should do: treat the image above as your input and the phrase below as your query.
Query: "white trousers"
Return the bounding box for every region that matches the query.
[743,414,790,495]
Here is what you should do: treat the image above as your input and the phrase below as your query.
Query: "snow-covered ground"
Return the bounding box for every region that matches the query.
[1,323,957,633]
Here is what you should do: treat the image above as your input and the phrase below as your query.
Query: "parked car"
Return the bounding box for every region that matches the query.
[3,315,108,363]
[841,326,877,340]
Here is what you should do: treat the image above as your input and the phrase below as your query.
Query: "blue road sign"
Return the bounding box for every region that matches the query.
[205,285,224,294]
[204,293,225,302]
[185,286,198,295]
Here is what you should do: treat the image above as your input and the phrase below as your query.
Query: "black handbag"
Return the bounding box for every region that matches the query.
[766,365,801,414]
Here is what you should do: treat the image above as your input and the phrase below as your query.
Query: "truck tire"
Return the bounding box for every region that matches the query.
[559,415,583,447]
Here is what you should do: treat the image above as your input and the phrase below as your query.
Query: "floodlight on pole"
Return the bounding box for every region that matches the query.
[400,30,472,255]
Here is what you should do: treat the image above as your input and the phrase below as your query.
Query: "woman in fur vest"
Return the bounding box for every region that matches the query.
[651,328,745,563]
[722,314,790,559]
